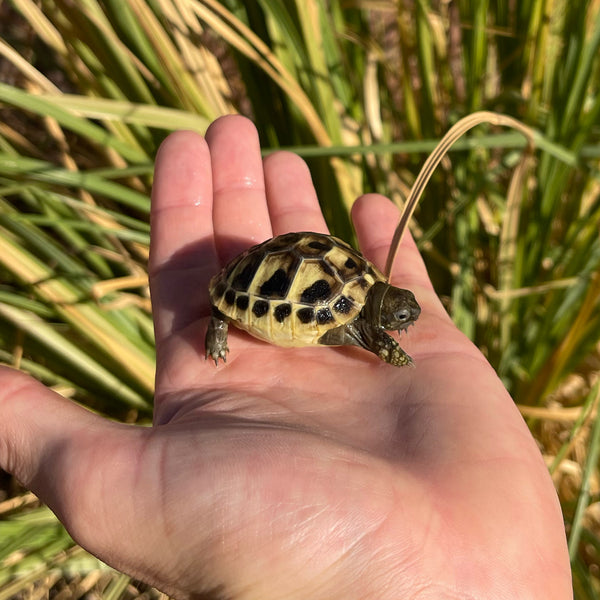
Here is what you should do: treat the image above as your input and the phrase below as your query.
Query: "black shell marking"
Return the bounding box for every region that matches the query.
[232,259,262,291]
[274,303,292,323]
[316,307,334,324]
[213,281,227,298]
[259,268,290,298]
[252,300,269,317]
[333,295,353,314]
[300,279,331,303]
[308,240,332,251]
[297,307,315,323]
[236,295,249,310]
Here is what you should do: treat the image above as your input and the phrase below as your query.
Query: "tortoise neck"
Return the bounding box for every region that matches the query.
[361,281,388,328]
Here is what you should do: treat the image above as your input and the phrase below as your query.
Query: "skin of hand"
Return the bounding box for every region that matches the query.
[0,115,572,600]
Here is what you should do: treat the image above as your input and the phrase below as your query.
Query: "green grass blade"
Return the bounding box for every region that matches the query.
[0,83,150,163]
[569,382,600,561]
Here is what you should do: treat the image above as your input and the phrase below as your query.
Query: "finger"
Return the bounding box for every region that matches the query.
[352,194,433,291]
[263,151,328,235]
[207,115,272,263]
[149,131,217,341]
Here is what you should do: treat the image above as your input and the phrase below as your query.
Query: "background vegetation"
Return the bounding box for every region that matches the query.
[0,0,599,597]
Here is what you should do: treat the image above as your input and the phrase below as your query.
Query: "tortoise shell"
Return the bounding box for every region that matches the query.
[208,232,386,347]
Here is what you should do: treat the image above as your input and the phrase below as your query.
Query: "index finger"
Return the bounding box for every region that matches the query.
[149,130,218,342]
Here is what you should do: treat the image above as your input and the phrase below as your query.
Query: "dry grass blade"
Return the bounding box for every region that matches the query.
[385,111,536,279]
[157,0,234,115]
[126,0,223,116]
[10,0,67,54]
[497,149,536,351]
[189,0,332,145]
[0,39,61,93]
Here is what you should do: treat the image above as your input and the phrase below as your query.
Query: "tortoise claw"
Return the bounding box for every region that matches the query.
[205,342,228,366]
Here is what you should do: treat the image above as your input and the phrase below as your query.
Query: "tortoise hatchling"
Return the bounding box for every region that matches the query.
[205,232,420,367]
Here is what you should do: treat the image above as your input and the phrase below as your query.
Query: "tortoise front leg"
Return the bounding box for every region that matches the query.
[367,328,413,366]
[319,321,413,367]
[205,307,229,365]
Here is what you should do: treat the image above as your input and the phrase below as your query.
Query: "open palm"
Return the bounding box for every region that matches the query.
[0,116,571,599]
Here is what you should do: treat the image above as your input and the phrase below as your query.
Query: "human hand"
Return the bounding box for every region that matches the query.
[0,115,571,599]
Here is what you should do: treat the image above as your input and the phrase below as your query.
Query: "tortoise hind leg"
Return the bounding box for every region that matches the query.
[205,307,229,365]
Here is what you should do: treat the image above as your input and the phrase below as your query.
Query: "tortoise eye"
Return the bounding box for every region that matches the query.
[395,309,410,322]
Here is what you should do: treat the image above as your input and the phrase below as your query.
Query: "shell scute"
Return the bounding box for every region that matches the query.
[262,232,298,252]
[325,247,364,281]
[254,252,299,298]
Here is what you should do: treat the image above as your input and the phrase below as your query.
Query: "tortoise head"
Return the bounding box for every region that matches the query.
[365,281,421,332]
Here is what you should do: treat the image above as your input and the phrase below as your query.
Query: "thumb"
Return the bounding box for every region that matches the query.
[0,366,143,558]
